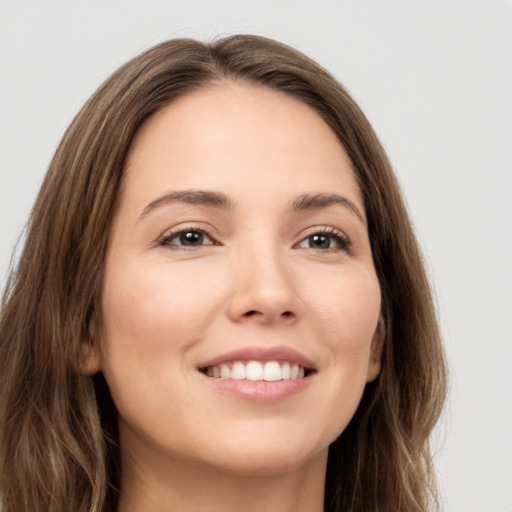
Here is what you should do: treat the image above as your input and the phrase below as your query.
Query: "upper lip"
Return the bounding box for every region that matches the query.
[197,345,316,370]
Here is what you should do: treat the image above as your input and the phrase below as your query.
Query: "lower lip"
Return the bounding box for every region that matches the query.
[200,373,313,403]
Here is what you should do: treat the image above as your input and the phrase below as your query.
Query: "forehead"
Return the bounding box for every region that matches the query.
[121,82,363,215]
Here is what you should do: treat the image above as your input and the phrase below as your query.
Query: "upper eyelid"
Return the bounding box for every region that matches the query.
[156,223,352,246]
[160,222,215,235]
[293,226,353,254]
[296,225,351,242]
[158,224,219,245]
[166,228,213,241]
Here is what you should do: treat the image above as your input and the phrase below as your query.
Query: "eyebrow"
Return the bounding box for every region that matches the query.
[292,193,365,224]
[139,190,235,220]
[139,189,365,224]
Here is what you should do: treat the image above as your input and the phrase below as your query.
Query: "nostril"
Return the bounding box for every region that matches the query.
[240,309,295,321]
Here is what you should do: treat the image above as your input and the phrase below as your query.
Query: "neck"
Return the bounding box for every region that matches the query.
[117,448,328,512]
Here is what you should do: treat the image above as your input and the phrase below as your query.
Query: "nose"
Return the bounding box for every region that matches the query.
[226,245,301,325]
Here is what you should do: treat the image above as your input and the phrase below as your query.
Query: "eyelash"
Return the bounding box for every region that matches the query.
[297,227,352,252]
[158,226,217,250]
[158,226,351,252]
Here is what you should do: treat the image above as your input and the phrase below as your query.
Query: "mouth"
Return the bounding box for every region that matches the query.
[197,346,316,402]
[197,345,316,382]
[199,360,314,381]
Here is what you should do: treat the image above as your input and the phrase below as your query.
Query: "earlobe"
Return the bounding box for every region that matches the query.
[366,315,386,383]
[79,341,102,376]
[79,314,102,376]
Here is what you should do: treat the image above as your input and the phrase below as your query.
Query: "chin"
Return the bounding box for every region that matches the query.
[206,447,325,478]
[193,427,330,477]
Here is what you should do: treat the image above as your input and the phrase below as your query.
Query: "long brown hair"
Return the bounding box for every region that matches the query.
[0,35,447,512]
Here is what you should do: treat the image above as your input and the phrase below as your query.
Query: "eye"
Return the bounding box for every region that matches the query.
[297,229,350,251]
[159,228,216,249]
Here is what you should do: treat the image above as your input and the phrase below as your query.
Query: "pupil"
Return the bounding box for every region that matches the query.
[181,231,203,246]
[310,234,330,249]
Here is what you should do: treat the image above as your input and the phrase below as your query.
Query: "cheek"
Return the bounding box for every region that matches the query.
[97,259,229,426]
[101,258,226,347]
[305,274,381,440]
[97,258,230,413]
[308,268,381,348]
[304,267,381,421]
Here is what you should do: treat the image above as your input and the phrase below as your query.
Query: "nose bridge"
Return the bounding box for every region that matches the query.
[228,232,299,323]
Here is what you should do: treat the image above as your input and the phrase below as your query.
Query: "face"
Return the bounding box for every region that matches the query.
[87,83,383,478]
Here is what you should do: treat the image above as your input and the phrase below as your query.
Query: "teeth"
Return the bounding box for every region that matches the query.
[231,361,246,380]
[205,360,308,381]
[220,364,230,379]
[246,361,263,380]
[281,362,291,379]
[263,361,281,381]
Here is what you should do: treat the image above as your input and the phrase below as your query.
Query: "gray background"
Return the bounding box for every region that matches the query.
[1,1,511,510]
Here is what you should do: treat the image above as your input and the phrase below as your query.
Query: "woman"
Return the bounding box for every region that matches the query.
[0,35,447,512]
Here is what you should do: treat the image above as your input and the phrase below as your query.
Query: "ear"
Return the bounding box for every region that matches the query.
[79,313,102,376]
[366,315,386,383]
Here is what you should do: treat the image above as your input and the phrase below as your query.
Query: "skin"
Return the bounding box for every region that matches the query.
[85,83,384,512]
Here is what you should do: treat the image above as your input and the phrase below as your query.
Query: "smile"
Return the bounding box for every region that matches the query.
[198,347,316,402]
[203,360,307,381]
